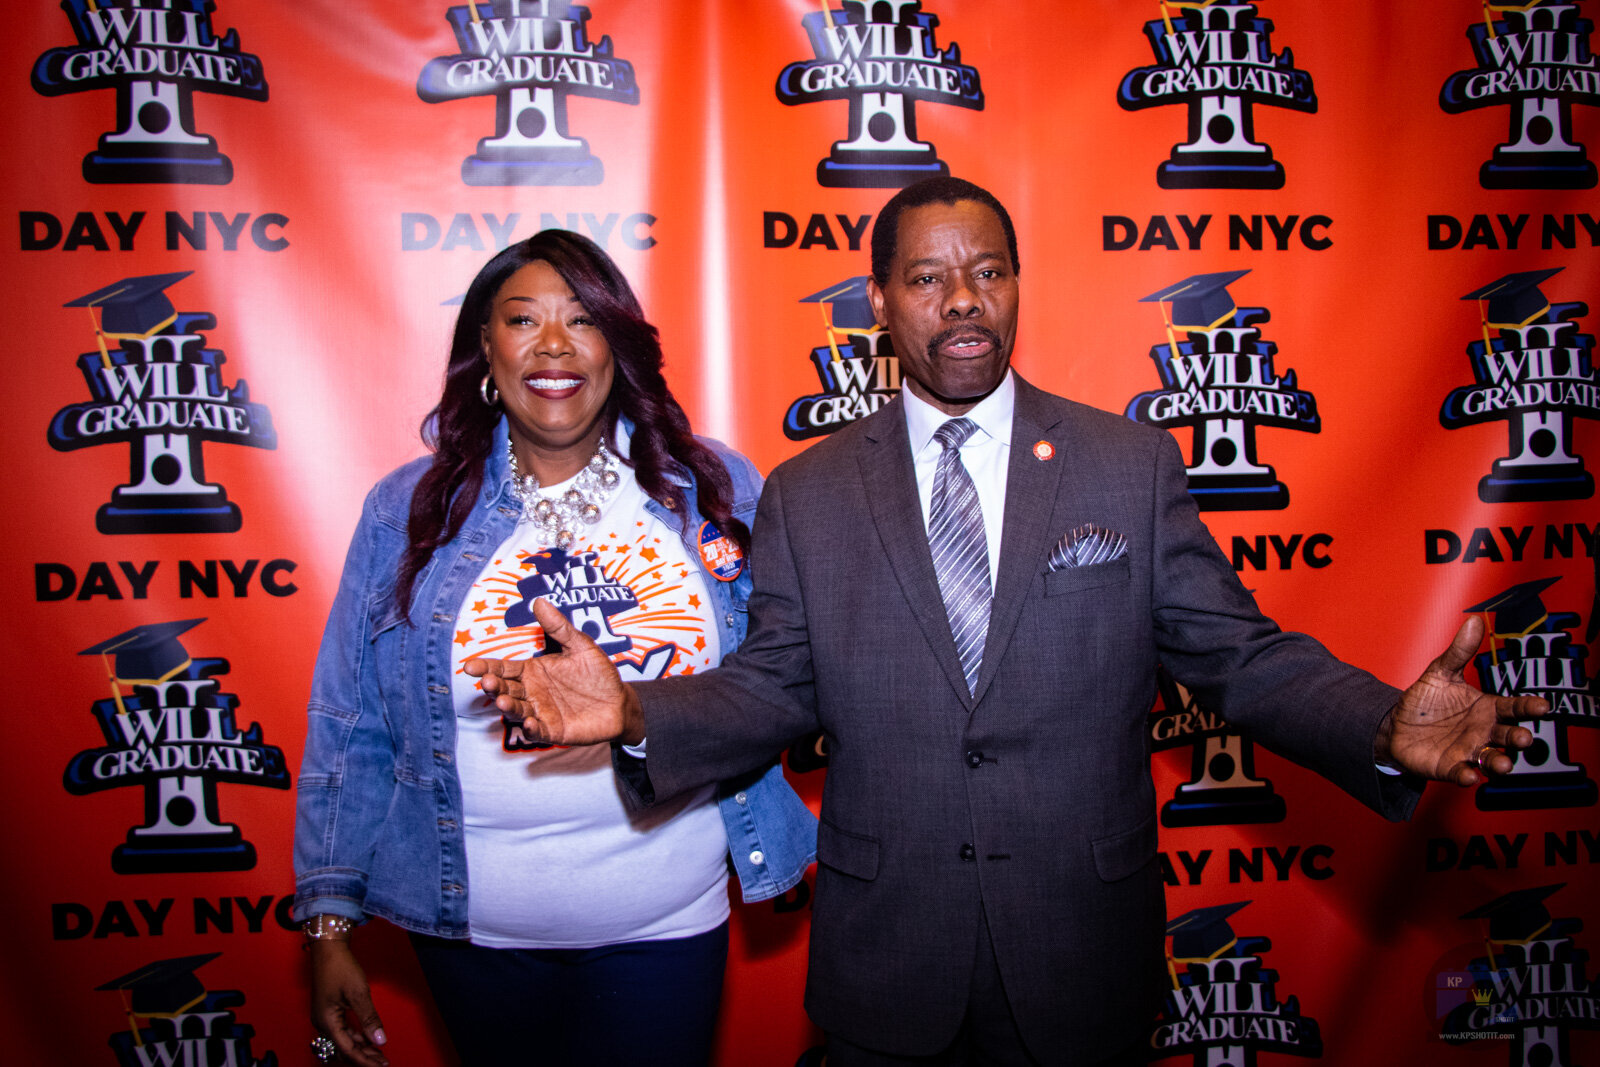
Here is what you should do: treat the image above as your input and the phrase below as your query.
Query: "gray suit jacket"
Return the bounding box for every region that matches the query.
[633,376,1417,1060]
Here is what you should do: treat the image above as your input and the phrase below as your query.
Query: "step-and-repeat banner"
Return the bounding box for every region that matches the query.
[4,2,1598,1064]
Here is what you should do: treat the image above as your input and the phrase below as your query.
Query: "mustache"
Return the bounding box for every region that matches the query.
[927,324,1003,358]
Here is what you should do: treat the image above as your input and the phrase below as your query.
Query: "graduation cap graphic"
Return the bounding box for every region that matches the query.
[1142,270,1250,362]
[80,619,206,716]
[65,272,192,369]
[1462,268,1562,330]
[802,277,881,363]
[97,952,221,1044]
[1464,577,1560,664]
[1164,900,1251,987]
[1460,883,1573,971]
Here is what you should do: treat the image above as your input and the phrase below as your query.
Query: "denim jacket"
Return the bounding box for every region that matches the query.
[293,418,817,937]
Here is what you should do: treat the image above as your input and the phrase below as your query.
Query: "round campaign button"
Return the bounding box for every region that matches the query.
[698,521,745,581]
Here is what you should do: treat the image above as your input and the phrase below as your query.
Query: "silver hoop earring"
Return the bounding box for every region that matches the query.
[480,373,500,407]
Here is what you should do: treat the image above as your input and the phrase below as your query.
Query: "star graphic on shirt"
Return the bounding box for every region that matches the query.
[485,625,497,636]
[688,594,701,609]
[641,547,658,562]
[454,630,471,647]
[694,635,706,651]
[472,600,487,613]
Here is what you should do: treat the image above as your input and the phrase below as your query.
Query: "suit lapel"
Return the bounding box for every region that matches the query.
[858,397,978,709]
[972,378,1067,704]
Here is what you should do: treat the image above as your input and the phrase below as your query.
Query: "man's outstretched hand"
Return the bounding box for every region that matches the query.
[1376,614,1549,786]
[463,599,644,746]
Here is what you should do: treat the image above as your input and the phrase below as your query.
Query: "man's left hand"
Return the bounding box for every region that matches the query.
[1376,615,1549,786]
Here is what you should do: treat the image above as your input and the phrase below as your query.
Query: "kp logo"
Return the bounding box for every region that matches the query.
[1152,901,1323,1062]
[418,0,638,185]
[1125,270,1320,511]
[1440,0,1599,189]
[776,0,983,188]
[1464,577,1596,811]
[1151,664,1285,827]
[32,0,268,185]
[1117,1,1316,189]
[1441,268,1599,503]
[64,619,290,874]
[98,953,277,1067]
[783,277,900,441]
[47,272,277,534]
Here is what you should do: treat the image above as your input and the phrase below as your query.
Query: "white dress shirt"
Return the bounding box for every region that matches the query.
[901,369,1014,582]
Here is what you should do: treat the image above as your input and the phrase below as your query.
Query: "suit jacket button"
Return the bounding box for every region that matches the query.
[966,750,983,768]
[959,843,976,862]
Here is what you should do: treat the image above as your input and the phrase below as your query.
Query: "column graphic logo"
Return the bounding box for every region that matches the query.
[775,0,983,188]
[1117,2,1316,189]
[1151,901,1323,1063]
[783,277,900,440]
[98,953,277,1067]
[1440,0,1599,189]
[32,0,268,185]
[418,0,638,185]
[47,272,277,534]
[1441,268,1599,503]
[1464,577,1596,811]
[1152,664,1286,827]
[64,619,290,874]
[1126,270,1320,511]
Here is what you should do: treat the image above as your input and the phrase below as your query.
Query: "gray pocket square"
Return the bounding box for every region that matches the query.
[1047,524,1127,571]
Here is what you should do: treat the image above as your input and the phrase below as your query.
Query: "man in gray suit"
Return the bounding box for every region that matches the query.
[468,178,1545,1065]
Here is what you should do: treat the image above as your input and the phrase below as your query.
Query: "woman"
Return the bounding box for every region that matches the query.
[293,231,816,1067]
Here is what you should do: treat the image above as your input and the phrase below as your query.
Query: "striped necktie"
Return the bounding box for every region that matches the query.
[928,418,991,695]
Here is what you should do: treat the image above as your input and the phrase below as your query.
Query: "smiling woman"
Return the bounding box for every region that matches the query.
[291,231,816,1067]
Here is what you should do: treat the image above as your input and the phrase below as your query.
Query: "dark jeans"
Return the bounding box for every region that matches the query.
[410,923,728,1067]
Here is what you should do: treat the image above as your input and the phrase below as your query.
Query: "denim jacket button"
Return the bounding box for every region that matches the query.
[725,613,734,627]
[734,792,748,805]
[748,850,765,866]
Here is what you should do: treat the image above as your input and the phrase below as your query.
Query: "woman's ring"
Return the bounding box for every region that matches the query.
[311,1035,337,1062]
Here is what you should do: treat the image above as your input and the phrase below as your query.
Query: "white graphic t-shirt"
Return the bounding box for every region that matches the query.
[450,461,728,948]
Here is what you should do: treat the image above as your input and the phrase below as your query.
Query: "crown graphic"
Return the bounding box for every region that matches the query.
[1472,987,1492,1005]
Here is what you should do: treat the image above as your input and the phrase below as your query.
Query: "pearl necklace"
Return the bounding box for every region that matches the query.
[507,437,622,549]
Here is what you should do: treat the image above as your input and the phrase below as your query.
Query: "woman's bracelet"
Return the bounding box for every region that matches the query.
[302,914,356,942]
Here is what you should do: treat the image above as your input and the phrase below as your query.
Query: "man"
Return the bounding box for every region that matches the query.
[467,178,1545,1065]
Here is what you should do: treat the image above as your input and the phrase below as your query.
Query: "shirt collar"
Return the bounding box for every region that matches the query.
[902,368,1015,456]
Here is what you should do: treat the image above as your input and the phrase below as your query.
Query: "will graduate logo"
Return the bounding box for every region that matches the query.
[98,953,277,1067]
[1125,270,1319,511]
[1439,884,1600,1059]
[1463,577,1596,811]
[1152,901,1323,1063]
[1151,665,1285,827]
[418,0,638,185]
[776,0,983,188]
[1441,268,1599,503]
[47,272,277,534]
[783,277,900,440]
[32,0,268,185]
[64,618,290,874]
[1440,0,1599,189]
[1117,1,1316,189]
